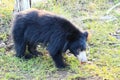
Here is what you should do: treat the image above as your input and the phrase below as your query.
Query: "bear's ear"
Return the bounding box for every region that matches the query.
[84,31,91,41]
[84,31,88,38]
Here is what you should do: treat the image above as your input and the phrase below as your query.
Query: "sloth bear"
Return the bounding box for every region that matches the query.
[12,9,88,68]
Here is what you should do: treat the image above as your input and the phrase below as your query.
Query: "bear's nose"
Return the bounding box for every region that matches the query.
[76,51,87,63]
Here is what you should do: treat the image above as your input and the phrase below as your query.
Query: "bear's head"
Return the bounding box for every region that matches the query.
[63,31,89,63]
[70,31,88,63]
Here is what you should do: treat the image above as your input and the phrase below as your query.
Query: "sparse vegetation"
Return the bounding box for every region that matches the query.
[0,0,120,80]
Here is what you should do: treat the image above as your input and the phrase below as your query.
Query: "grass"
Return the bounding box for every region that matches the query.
[0,0,120,80]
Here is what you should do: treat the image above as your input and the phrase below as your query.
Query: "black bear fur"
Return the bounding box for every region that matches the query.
[12,9,88,68]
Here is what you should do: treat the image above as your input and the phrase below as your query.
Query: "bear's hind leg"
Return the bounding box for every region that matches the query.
[15,41,33,59]
[28,44,43,57]
[14,40,26,58]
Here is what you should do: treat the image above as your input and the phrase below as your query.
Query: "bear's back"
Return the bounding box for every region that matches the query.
[14,9,80,38]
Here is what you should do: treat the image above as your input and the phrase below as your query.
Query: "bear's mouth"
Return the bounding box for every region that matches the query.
[76,51,87,62]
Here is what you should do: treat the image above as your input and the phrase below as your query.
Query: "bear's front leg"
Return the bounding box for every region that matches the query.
[51,52,67,68]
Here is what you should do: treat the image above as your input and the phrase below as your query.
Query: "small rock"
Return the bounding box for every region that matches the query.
[116,35,120,39]
[0,42,6,48]
[116,30,120,34]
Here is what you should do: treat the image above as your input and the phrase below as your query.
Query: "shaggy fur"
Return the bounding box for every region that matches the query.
[12,9,88,68]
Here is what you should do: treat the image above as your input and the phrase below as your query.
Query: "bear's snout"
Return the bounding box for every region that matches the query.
[77,51,87,63]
